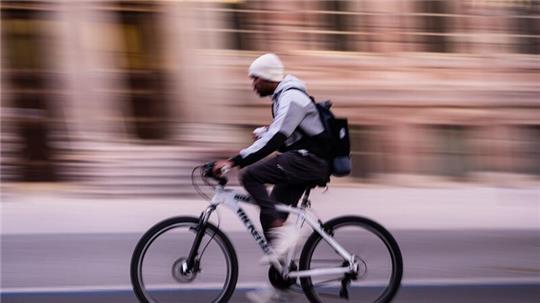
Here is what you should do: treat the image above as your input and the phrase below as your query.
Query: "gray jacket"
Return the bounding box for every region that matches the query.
[231,75,326,167]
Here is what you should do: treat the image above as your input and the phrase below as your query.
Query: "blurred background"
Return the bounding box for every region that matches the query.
[1,0,539,197]
[1,1,539,303]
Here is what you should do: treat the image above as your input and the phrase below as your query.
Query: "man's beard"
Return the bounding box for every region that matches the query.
[257,89,272,97]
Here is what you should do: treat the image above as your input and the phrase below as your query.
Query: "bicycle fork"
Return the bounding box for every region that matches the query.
[185,205,216,272]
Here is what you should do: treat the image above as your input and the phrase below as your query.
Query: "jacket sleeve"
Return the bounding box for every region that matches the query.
[230,91,309,167]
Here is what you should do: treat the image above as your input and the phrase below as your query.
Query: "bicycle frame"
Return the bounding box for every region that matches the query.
[200,185,358,279]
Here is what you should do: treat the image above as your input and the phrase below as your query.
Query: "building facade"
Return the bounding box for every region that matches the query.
[1,0,539,191]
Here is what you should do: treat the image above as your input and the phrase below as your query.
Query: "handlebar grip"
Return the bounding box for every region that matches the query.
[220,165,231,176]
[202,162,228,186]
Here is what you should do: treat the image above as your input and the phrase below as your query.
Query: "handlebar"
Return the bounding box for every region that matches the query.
[202,162,229,186]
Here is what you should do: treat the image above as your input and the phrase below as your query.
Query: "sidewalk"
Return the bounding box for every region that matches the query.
[2,186,539,235]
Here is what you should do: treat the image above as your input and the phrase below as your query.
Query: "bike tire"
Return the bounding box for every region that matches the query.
[131,216,238,303]
[299,216,403,303]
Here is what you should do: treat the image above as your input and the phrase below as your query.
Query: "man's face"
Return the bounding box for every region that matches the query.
[251,76,275,97]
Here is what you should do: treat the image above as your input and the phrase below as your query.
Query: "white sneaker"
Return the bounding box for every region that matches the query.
[246,287,294,303]
[259,253,283,265]
[269,224,302,257]
[259,224,301,264]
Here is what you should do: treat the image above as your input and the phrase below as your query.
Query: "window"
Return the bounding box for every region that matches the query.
[321,0,354,51]
[225,1,270,50]
[90,4,171,140]
[226,1,252,50]
[1,8,60,181]
[417,0,450,52]
[516,125,540,176]
[1,9,52,70]
[512,2,540,54]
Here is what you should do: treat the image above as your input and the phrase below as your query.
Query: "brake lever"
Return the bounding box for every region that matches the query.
[202,162,229,186]
[202,162,216,177]
[216,165,230,186]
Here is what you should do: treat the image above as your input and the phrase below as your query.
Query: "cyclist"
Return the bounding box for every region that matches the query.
[213,53,330,257]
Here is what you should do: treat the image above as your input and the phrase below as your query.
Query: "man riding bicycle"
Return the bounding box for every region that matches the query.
[213,53,331,257]
[130,56,404,302]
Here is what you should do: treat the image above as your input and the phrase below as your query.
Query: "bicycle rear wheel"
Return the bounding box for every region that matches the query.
[299,216,402,303]
[131,216,238,303]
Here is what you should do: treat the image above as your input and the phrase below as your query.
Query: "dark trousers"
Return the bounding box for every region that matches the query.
[240,151,330,241]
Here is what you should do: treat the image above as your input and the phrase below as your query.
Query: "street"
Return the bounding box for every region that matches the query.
[2,230,539,302]
[2,284,539,303]
[2,187,539,302]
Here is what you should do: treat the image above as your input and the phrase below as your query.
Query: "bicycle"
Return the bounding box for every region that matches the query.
[130,162,403,303]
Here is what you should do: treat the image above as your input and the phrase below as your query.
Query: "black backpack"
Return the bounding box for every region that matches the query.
[314,101,352,177]
[284,88,352,177]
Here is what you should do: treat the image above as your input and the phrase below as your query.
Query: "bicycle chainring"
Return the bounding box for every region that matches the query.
[268,262,297,290]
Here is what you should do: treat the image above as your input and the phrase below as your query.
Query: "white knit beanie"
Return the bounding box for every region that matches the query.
[248,53,284,82]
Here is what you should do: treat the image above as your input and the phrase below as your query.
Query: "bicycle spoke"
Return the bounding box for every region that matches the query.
[131,217,238,303]
[288,284,305,294]
[313,290,343,300]
[310,258,345,263]
[300,216,403,303]
[312,277,344,287]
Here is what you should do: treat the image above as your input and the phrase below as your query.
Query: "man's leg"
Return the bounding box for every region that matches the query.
[269,183,306,224]
[242,152,330,303]
[240,156,288,238]
[240,151,329,239]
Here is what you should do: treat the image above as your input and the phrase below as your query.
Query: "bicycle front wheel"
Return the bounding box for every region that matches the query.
[299,216,403,303]
[130,216,238,303]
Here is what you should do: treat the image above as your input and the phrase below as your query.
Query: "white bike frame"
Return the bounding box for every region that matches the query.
[203,185,359,279]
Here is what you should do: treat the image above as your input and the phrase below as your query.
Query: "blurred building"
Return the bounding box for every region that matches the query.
[1,0,539,195]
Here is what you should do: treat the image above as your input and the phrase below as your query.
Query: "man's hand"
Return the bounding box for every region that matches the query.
[213,160,233,176]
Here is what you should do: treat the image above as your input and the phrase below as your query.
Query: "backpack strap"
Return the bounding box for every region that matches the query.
[281,87,316,103]
[277,87,317,138]
[271,87,314,119]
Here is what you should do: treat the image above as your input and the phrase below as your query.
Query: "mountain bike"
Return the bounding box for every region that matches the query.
[130,162,403,303]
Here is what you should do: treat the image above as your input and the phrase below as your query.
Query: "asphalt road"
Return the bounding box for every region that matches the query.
[2,230,540,302]
[2,284,540,303]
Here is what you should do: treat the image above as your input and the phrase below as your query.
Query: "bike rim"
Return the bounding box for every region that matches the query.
[136,222,233,303]
[304,221,400,303]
